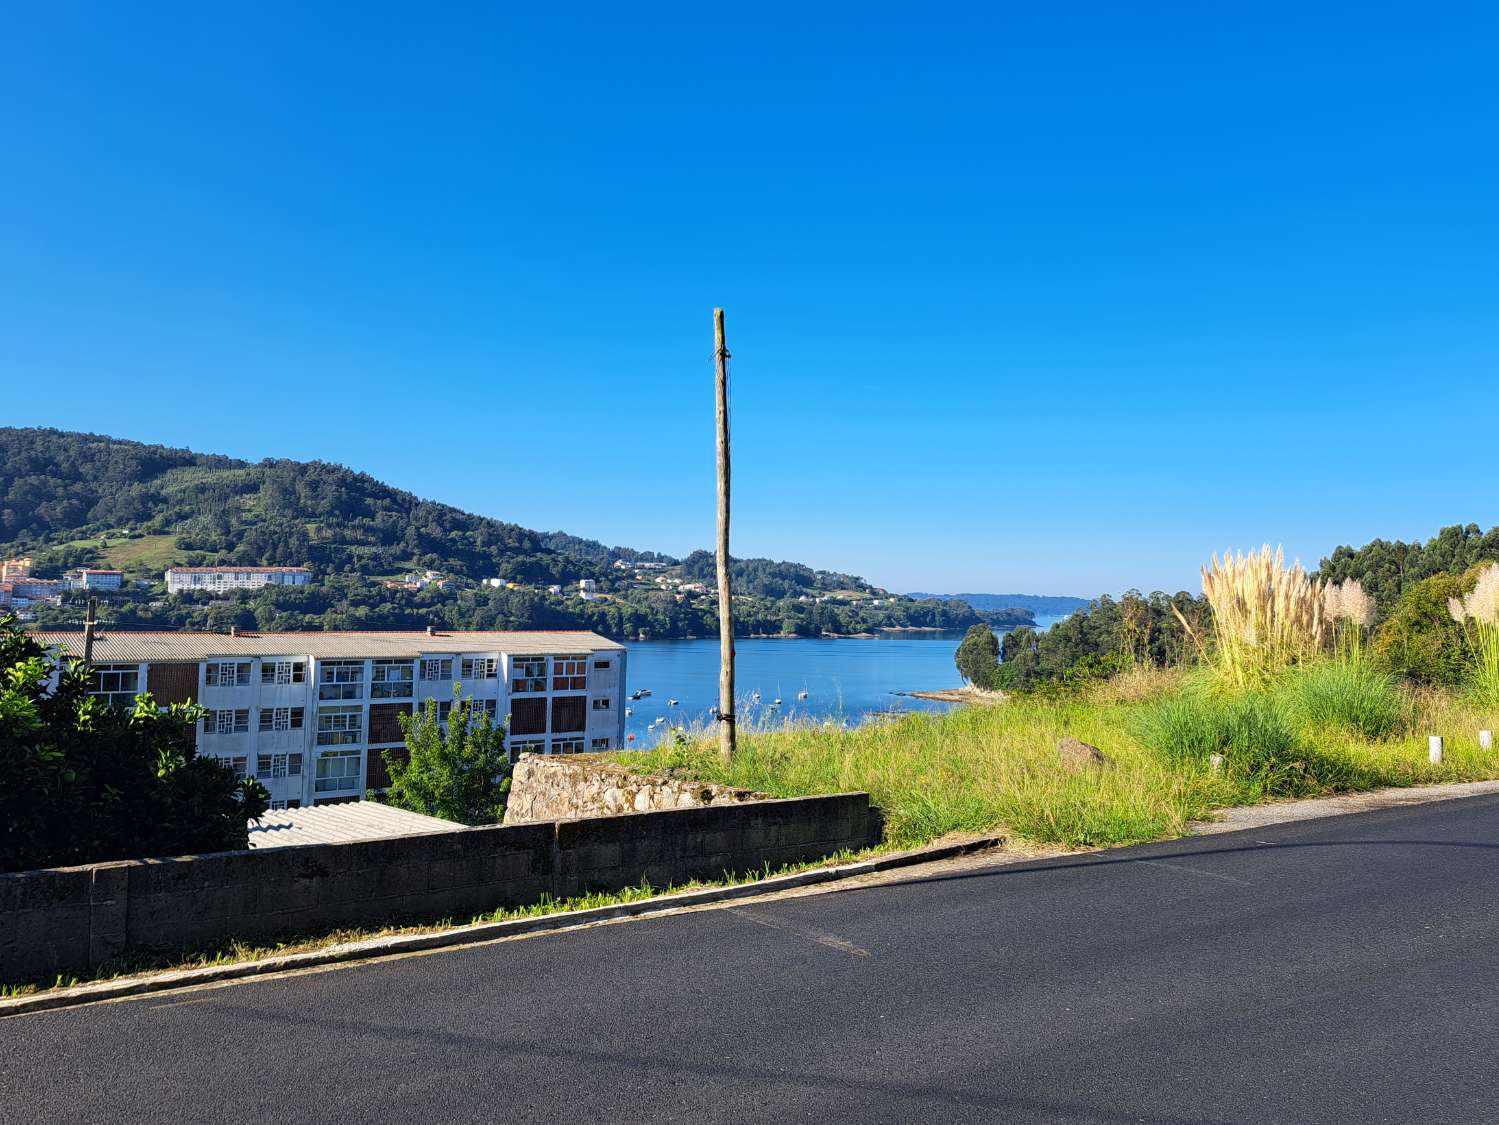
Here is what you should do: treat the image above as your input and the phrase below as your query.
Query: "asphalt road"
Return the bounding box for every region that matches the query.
[4,795,1498,1124]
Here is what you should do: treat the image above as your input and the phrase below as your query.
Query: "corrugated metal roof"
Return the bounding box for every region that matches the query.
[30,628,626,662]
[247,803,464,848]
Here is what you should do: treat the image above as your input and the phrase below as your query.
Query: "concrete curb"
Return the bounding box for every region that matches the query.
[0,834,1007,1018]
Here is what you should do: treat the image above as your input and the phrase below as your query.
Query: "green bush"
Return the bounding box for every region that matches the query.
[1277,660,1407,740]
[954,623,1000,688]
[1133,690,1342,798]
[1372,571,1471,686]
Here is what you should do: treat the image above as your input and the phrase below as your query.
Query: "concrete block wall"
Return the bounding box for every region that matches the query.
[0,794,879,983]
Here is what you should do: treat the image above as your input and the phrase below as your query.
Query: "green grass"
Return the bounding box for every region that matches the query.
[621,664,1499,852]
[1275,659,1408,740]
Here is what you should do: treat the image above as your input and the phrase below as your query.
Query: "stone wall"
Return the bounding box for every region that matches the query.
[0,792,879,983]
[505,753,762,824]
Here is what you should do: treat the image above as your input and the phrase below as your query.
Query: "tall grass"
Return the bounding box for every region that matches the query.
[1276,660,1407,740]
[1450,564,1499,704]
[1196,545,1325,690]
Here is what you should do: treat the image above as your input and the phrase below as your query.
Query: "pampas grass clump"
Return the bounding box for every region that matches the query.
[1449,564,1499,703]
[1196,545,1326,690]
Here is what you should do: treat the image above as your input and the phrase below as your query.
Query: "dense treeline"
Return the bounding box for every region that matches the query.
[1315,523,1499,622]
[2,428,998,640]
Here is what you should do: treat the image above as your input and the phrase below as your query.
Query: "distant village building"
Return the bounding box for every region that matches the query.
[166,566,312,594]
[33,629,627,811]
[8,577,64,605]
[578,579,598,594]
[2,557,34,582]
[65,568,124,591]
[547,584,563,595]
[386,570,447,593]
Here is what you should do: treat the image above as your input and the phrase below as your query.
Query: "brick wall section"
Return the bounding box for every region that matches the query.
[0,794,879,983]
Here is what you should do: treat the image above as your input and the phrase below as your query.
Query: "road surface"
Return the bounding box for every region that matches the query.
[3,795,1497,1123]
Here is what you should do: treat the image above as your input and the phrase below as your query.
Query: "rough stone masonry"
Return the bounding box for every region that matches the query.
[504,753,762,824]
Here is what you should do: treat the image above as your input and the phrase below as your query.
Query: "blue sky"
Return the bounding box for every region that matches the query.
[3,4,1497,596]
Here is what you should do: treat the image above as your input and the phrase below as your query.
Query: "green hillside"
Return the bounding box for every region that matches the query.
[0,428,1003,639]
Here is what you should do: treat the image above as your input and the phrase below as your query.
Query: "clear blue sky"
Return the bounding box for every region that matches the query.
[4,4,1497,597]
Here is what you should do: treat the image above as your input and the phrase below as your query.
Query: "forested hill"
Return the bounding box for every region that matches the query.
[908,592,1092,616]
[0,428,1006,638]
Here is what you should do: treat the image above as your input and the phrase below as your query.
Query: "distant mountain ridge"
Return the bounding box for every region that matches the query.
[908,592,1092,617]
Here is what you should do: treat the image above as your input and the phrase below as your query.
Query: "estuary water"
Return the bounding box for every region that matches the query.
[621,616,1068,746]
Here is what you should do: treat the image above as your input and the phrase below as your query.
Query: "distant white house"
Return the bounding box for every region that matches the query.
[578,579,597,594]
[166,566,312,594]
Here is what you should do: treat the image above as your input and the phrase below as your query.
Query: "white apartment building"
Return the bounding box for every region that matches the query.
[165,566,312,594]
[65,568,124,591]
[35,629,627,811]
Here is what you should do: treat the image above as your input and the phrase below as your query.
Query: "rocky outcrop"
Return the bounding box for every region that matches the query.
[503,754,764,824]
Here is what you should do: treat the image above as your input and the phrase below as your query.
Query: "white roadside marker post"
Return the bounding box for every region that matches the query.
[1429,735,1444,765]
[1480,730,1494,751]
[1209,753,1225,774]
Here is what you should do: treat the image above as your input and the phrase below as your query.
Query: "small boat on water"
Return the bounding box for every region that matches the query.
[624,707,632,716]
[631,689,653,700]
[797,690,809,701]
[750,690,761,703]
[772,697,783,707]
[668,698,679,706]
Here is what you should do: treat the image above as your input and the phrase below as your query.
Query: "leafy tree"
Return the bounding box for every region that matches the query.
[382,687,511,825]
[955,623,1000,688]
[0,615,269,873]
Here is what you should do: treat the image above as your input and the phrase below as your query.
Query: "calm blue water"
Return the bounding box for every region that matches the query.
[621,614,1070,747]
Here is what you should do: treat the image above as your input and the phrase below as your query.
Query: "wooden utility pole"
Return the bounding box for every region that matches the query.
[82,596,98,665]
[714,307,735,765]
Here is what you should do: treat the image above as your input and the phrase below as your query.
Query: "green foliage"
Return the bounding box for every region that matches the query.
[3,428,990,641]
[1318,522,1499,622]
[1133,690,1343,798]
[954,624,1000,688]
[381,687,511,825]
[1276,660,1407,740]
[0,614,268,873]
[1371,571,1471,686]
[995,590,1207,691]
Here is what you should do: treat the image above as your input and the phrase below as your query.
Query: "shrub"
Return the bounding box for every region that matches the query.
[0,615,269,873]
[1372,571,1470,685]
[1277,660,1407,740]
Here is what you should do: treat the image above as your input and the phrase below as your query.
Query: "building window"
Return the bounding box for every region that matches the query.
[461,657,497,680]
[256,752,303,780]
[509,738,545,762]
[510,697,547,736]
[420,657,453,682]
[91,664,140,709]
[318,660,365,700]
[258,706,305,732]
[551,695,587,734]
[316,707,363,746]
[593,660,611,671]
[204,709,249,735]
[261,660,306,685]
[315,750,362,793]
[552,657,587,692]
[510,657,546,693]
[591,738,610,751]
[436,700,453,723]
[205,661,251,687]
[552,738,586,755]
[221,755,249,779]
[592,697,611,710]
[371,660,414,698]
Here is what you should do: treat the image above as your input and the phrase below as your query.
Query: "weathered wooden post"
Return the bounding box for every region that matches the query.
[714,308,735,765]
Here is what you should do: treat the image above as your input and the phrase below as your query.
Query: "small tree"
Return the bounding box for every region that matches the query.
[0,614,269,873]
[955,623,1000,689]
[383,685,511,825]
